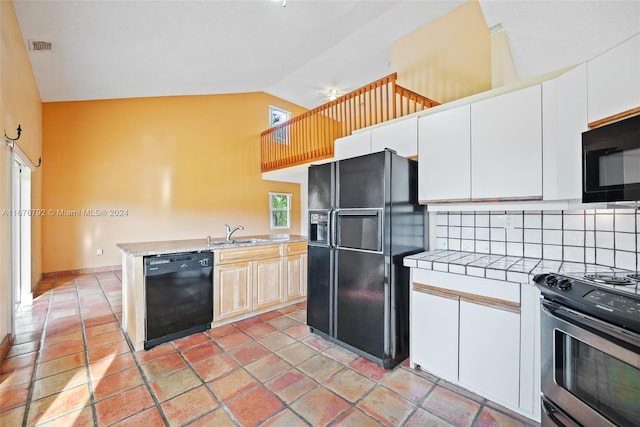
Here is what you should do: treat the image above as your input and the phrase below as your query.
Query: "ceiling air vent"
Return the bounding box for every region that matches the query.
[28,40,53,52]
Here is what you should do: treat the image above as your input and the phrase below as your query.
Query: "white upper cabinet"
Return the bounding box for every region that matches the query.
[471,85,543,200]
[542,64,587,201]
[370,117,418,158]
[418,105,471,202]
[587,33,640,124]
[333,130,371,161]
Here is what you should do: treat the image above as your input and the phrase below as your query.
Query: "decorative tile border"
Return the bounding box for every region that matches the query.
[403,250,624,285]
[435,209,639,271]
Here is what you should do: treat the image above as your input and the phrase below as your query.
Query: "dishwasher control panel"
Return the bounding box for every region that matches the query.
[143,252,213,276]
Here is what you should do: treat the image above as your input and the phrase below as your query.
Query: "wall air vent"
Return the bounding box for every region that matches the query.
[28,40,53,52]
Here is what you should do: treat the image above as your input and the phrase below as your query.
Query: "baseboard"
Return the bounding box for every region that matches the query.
[42,264,121,279]
[210,297,306,329]
[0,334,12,363]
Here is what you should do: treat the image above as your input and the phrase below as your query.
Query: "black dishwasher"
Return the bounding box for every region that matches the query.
[144,251,213,350]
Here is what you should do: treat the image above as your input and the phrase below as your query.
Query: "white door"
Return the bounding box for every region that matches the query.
[12,157,33,312]
[12,160,22,311]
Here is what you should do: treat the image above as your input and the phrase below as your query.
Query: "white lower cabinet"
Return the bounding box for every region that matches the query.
[458,300,520,408]
[519,285,541,419]
[410,269,539,422]
[411,291,459,380]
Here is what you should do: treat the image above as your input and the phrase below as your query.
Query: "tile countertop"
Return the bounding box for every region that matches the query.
[117,234,307,257]
[404,250,626,285]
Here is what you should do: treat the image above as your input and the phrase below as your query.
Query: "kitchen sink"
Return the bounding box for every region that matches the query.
[207,240,228,246]
[268,234,290,241]
[232,238,271,244]
[208,238,270,246]
[206,236,283,247]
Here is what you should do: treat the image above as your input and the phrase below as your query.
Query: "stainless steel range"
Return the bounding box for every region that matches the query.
[534,272,640,427]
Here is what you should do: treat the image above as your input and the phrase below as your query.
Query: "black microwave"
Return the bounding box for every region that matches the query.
[582,114,640,203]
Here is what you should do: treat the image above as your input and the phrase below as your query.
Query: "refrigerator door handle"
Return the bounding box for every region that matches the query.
[330,209,337,248]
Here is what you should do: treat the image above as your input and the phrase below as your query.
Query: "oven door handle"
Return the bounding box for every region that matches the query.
[541,300,640,346]
[542,398,581,427]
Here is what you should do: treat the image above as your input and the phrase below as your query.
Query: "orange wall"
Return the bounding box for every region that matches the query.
[391,0,492,104]
[1,0,43,338]
[42,93,306,272]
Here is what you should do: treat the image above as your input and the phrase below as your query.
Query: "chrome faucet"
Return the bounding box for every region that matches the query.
[225,224,244,241]
[206,235,212,246]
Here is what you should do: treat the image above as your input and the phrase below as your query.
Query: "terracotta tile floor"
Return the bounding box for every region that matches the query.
[0,272,541,426]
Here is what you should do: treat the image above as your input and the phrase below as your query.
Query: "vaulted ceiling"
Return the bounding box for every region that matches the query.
[13,0,640,109]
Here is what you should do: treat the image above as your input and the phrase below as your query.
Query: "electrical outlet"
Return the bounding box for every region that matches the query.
[97,249,103,256]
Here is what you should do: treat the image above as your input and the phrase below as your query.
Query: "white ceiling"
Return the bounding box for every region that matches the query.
[13,0,640,109]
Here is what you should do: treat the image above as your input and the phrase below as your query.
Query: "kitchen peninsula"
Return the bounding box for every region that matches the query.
[117,235,307,351]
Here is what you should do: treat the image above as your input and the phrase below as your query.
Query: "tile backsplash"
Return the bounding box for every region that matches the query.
[435,209,639,271]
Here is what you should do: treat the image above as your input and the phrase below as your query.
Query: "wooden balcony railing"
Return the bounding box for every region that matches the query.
[260,73,438,172]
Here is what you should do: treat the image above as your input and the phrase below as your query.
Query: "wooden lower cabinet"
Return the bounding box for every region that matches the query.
[214,261,252,321]
[284,253,307,300]
[213,242,307,324]
[254,257,283,310]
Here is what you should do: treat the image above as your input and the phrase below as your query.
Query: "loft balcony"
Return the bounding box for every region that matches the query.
[260,73,438,172]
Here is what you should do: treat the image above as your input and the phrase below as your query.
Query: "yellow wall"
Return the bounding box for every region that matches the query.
[1,0,43,339]
[391,0,492,104]
[42,94,305,272]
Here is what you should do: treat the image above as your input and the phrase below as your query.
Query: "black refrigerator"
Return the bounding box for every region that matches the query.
[307,149,425,369]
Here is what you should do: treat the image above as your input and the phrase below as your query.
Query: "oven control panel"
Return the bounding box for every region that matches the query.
[534,273,640,335]
[585,290,640,315]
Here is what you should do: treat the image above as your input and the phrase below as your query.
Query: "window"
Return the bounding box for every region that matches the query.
[269,105,291,144]
[270,105,291,126]
[269,192,291,229]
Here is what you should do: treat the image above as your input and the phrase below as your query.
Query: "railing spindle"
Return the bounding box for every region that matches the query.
[260,73,438,171]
